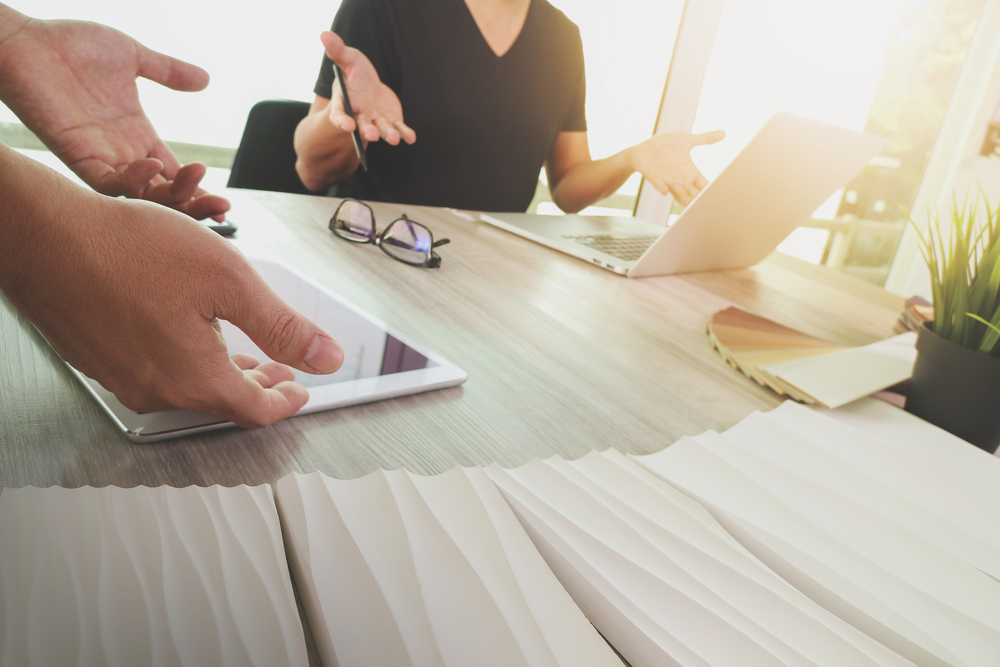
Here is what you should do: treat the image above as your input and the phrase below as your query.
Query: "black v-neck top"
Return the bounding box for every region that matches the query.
[314,0,586,212]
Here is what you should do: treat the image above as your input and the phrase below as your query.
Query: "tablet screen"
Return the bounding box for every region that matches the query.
[219,257,438,388]
[68,244,466,442]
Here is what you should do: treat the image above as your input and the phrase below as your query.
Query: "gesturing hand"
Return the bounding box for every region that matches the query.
[1,147,345,428]
[630,130,726,206]
[320,31,416,146]
[0,13,229,220]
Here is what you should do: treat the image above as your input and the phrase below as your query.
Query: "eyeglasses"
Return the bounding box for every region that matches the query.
[329,198,450,268]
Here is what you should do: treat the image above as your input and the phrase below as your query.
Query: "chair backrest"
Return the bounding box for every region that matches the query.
[227,100,314,195]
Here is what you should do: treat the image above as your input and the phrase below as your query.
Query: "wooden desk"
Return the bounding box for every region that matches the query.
[0,191,903,490]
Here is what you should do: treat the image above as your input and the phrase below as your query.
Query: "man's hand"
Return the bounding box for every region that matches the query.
[320,31,416,146]
[630,130,726,205]
[1,146,344,428]
[0,10,229,220]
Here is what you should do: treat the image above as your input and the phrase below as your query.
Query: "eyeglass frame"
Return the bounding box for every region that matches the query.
[328,198,450,269]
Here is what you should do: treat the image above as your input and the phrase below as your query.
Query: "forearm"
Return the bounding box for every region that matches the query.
[1,143,64,262]
[293,106,362,192]
[548,147,635,214]
[0,143,100,304]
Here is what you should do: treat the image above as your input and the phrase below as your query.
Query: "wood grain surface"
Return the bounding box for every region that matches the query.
[0,189,903,491]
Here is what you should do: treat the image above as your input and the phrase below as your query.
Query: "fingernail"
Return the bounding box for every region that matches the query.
[304,333,344,374]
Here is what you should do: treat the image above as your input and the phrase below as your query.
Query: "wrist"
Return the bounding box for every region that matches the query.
[294,111,362,191]
[0,4,30,53]
[623,142,642,173]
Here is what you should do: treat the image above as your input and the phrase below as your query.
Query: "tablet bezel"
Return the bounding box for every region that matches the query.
[66,242,468,442]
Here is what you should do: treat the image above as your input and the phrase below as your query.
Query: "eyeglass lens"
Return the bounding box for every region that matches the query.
[382,218,434,265]
[333,199,375,241]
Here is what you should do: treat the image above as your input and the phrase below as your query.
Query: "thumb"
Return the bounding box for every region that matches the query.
[223,280,345,375]
[137,43,211,92]
[691,129,726,147]
[320,31,352,66]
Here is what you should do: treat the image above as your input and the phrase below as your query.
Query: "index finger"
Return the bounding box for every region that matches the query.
[327,95,358,133]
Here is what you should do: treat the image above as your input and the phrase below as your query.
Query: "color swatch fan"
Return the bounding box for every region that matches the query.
[709,307,918,408]
[707,307,848,402]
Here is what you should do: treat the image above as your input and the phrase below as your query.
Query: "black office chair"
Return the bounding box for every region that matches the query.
[227,99,315,195]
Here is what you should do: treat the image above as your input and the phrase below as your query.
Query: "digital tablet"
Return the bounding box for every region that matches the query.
[66,242,468,442]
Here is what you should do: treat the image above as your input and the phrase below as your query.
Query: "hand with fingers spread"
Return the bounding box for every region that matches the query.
[299,0,724,213]
[545,128,726,214]
[0,6,229,220]
[1,143,344,428]
[629,130,726,206]
[321,31,415,146]
[293,31,416,192]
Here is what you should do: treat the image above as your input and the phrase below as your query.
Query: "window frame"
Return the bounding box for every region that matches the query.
[638,0,1000,301]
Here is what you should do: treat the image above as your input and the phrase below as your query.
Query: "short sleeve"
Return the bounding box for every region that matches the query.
[313,0,399,99]
[563,69,587,132]
[561,28,587,132]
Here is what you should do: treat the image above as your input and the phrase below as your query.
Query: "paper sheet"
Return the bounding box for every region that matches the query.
[759,333,917,408]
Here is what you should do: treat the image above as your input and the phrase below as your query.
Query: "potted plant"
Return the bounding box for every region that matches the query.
[905,188,1000,453]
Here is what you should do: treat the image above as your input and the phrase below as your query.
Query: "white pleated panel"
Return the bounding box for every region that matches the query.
[756,401,1000,551]
[723,410,1000,582]
[816,397,1000,490]
[486,453,913,667]
[0,485,307,667]
[275,469,620,667]
[637,428,1000,667]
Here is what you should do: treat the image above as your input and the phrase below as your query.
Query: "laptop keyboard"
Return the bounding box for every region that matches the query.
[562,234,659,261]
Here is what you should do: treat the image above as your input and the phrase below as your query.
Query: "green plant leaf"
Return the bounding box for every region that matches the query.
[967,312,1000,354]
[967,244,1000,349]
[917,187,1000,354]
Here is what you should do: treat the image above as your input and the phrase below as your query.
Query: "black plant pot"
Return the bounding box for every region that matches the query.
[906,323,1000,454]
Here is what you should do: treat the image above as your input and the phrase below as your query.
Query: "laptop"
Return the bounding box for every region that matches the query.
[480,112,889,278]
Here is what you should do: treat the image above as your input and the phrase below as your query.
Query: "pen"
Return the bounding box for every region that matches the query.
[332,62,368,171]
